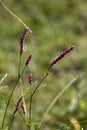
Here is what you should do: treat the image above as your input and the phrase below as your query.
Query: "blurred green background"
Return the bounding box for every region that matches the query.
[0,0,87,129]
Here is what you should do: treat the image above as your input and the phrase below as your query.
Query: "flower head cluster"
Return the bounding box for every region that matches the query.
[25,54,32,66]
[20,26,29,55]
[14,96,22,114]
[28,73,33,85]
[21,103,27,115]
[51,46,76,66]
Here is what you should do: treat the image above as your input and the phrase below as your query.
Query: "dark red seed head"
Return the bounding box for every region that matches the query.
[14,96,22,114]
[21,103,26,115]
[28,73,33,85]
[51,46,76,66]
[20,26,29,55]
[25,54,32,66]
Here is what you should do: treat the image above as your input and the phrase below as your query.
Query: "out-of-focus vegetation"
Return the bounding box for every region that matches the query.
[0,0,87,129]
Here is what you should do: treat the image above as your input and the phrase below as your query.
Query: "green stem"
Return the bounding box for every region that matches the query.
[28,65,51,130]
[28,95,32,130]
[0,0,32,33]
[32,74,48,98]
[31,65,51,98]
[39,76,79,128]
[8,97,27,130]
[7,55,22,130]
[18,55,21,77]
[2,66,26,129]
[8,113,15,130]
[19,55,27,118]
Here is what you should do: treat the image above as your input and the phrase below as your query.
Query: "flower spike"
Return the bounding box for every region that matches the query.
[25,54,32,66]
[51,46,76,66]
[20,26,29,55]
[21,103,27,115]
[28,73,33,85]
[14,96,22,114]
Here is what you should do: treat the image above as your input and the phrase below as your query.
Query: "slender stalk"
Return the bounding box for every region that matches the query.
[39,76,79,128]
[8,113,15,130]
[8,96,26,130]
[11,96,27,122]
[2,77,19,129]
[0,73,8,84]
[31,74,48,98]
[19,56,27,120]
[0,0,32,33]
[20,79,27,119]
[6,51,26,130]
[28,95,32,130]
[18,55,21,77]
[2,66,26,129]
[31,66,51,98]
[28,74,48,130]
[19,53,27,118]
[8,67,27,130]
[28,66,51,130]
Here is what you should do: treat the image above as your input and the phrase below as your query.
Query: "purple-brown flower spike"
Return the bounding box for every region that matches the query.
[28,73,33,85]
[14,96,22,114]
[21,103,27,115]
[25,54,32,66]
[20,26,29,55]
[51,45,76,66]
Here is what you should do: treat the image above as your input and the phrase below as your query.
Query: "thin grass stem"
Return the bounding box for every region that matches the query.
[2,65,26,129]
[0,73,8,84]
[0,0,32,33]
[18,54,27,118]
[39,76,79,128]
[28,66,51,130]
[20,79,27,119]
[18,55,22,77]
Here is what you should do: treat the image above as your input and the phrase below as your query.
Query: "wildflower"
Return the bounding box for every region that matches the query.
[20,26,29,55]
[14,96,22,114]
[25,54,32,66]
[28,73,33,85]
[21,103,27,115]
[51,46,76,66]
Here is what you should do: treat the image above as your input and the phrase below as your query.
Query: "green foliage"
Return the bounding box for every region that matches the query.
[0,0,87,129]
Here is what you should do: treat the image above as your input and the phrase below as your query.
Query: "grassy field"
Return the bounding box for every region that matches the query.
[0,0,87,129]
